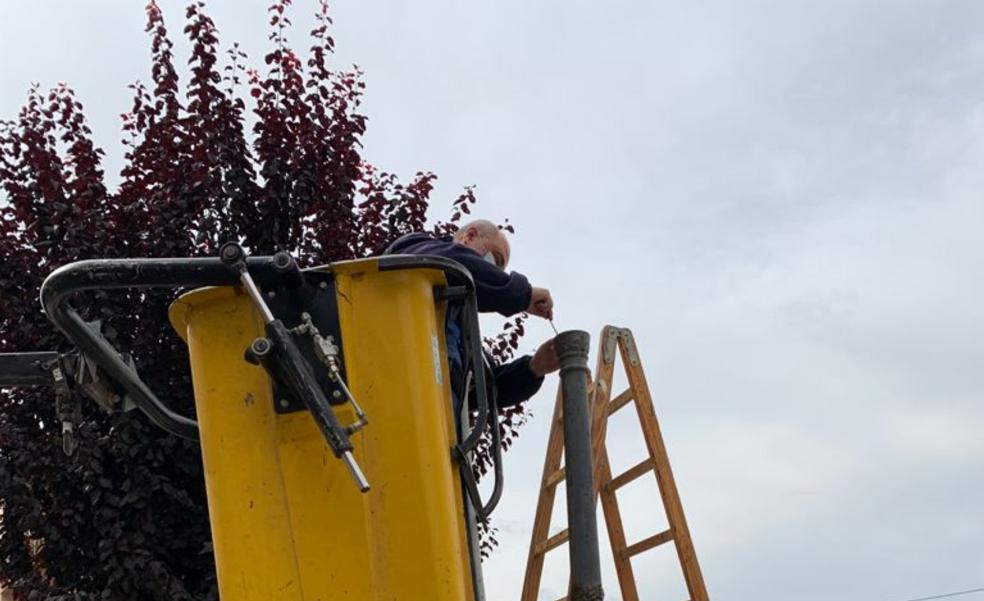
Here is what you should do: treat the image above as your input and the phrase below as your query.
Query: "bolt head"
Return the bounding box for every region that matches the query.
[273,252,292,270]
[220,242,243,262]
[251,338,271,355]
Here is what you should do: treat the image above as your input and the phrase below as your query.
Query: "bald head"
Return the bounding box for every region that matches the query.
[453,219,511,269]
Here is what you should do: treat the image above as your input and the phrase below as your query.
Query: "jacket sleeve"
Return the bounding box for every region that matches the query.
[386,234,532,317]
[493,355,544,409]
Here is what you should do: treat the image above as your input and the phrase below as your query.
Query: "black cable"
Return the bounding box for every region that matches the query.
[897,586,984,601]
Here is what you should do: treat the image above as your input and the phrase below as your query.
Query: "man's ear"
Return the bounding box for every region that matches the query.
[463,225,478,243]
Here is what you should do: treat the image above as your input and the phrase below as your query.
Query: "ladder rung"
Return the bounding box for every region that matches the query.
[534,528,570,555]
[622,528,674,558]
[608,388,634,414]
[546,467,566,488]
[606,458,653,491]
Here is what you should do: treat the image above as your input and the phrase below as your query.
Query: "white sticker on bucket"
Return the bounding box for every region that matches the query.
[432,334,444,386]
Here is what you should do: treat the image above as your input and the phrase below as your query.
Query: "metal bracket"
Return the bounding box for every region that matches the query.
[621,329,641,366]
[70,322,139,413]
[602,328,619,365]
[262,270,347,414]
[602,327,640,366]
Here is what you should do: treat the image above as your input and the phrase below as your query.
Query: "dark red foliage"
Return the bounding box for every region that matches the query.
[0,2,527,598]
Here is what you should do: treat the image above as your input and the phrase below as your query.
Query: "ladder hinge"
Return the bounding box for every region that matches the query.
[603,327,639,366]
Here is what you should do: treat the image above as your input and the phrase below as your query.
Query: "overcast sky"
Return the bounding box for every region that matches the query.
[3,2,984,600]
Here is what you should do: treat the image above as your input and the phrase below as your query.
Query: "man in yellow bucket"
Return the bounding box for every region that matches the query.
[385,219,559,409]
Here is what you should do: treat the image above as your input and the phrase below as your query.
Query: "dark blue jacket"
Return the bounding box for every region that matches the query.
[386,232,532,316]
[384,232,543,408]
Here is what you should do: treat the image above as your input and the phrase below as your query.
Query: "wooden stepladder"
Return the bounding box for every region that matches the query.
[521,326,709,601]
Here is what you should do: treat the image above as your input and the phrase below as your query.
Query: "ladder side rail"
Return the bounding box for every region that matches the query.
[587,326,640,601]
[620,335,710,601]
[521,387,567,601]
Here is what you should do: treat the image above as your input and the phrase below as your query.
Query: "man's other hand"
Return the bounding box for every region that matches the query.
[528,286,554,320]
[529,338,560,377]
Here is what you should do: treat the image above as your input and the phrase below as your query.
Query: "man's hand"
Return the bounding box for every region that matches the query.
[529,338,560,378]
[527,286,554,320]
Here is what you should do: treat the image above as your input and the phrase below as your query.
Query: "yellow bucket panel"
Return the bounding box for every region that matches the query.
[169,258,475,601]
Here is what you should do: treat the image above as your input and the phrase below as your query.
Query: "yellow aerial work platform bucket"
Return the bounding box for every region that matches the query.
[168,255,490,601]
